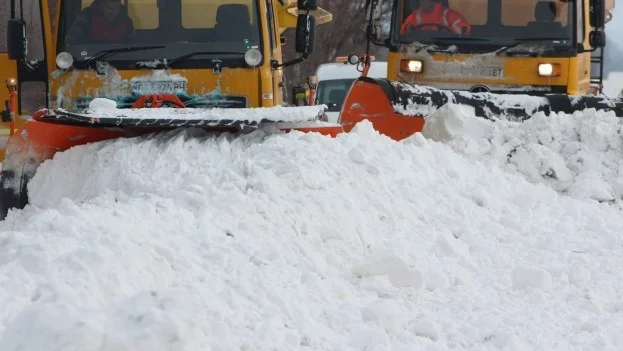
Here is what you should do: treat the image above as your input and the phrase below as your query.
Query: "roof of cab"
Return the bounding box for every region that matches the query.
[315,61,387,81]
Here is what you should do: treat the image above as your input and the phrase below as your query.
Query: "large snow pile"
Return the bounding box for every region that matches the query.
[423,104,623,204]
[1,110,623,350]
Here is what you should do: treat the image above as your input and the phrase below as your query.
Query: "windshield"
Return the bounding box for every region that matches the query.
[315,79,356,112]
[58,0,262,66]
[393,0,576,51]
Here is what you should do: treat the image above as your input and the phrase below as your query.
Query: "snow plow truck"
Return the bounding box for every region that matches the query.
[337,0,623,140]
[0,0,346,219]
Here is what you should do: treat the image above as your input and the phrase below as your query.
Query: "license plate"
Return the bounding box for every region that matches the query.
[479,67,504,77]
[131,80,188,94]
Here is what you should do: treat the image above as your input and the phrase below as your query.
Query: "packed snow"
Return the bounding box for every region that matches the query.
[603,72,623,99]
[1,104,623,350]
[423,104,623,203]
[79,97,327,123]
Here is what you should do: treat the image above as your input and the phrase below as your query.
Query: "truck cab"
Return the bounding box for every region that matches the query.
[385,0,610,96]
[0,0,333,161]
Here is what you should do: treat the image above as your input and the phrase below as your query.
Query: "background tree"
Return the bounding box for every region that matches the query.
[280,0,392,103]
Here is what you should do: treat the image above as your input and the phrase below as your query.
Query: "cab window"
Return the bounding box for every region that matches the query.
[316,79,355,112]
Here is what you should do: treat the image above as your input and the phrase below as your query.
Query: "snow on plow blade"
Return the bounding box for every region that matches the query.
[0,105,341,220]
[37,104,329,129]
[340,76,623,140]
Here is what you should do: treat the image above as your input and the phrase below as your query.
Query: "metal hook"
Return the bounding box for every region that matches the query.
[212,59,223,74]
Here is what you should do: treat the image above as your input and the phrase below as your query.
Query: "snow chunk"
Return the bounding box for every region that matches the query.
[361,299,407,333]
[88,98,117,109]
[508,143,573,192]
[567,266,591,285]
[568,171,616,202]
[423,103,492,143]
[409,318,441,341]
[350,250,410,278]
[351,250,424,290]
[511,267,553,291]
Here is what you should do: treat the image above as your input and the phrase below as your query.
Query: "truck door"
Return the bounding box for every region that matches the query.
[0,0,19,158]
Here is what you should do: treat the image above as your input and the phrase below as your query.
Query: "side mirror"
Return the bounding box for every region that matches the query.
[372,0,385,21]
[589,30,606,48]
[590,0,606,28]
[297,0,317,11]
[7,19,27,60]
[295,14,316,55]
[272,13,316,69]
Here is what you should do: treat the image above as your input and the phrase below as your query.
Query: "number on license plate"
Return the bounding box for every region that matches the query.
[481,67,503,77]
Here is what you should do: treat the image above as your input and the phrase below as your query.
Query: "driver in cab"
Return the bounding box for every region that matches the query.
[400,0,471,36]
[65,0,135,44]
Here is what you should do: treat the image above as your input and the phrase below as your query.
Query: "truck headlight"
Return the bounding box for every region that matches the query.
[244,48,262,67]
[56,52,74,69]
[6,77,17,89]
[538,63,561,77]
[400,59,423,73]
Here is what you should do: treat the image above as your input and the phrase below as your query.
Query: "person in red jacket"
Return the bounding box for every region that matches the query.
[65,0,135,45]
[400,0,471,36]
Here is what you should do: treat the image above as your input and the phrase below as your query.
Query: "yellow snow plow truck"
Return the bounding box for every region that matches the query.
[0,0,339,220]
[338,0,623,140]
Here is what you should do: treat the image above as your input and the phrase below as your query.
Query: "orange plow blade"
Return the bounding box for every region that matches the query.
[338,76,623,143]
[0,106,341,220]
[338,76,425,141]
[0,115,130,219]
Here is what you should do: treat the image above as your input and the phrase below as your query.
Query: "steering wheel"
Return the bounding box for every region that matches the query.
[408,23,455,34]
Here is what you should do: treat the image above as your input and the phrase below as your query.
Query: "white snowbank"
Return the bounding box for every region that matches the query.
[423,103,623,204]
[1,111,623,349]
[603,71,623,99]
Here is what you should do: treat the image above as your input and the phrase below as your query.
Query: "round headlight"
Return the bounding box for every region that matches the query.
[244,48,262,67]
[56,52,74,69]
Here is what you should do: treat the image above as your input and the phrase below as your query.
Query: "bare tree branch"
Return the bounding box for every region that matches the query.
[280,0,390,102]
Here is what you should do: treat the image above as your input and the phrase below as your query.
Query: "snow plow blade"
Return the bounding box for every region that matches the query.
[338,77,426,141]
[0,106,342,220]
[339,77,623,140]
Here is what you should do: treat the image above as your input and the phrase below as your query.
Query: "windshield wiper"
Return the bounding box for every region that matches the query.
[406,37,490,53]
[166,51,245,67]
[74,45,165,68]
[512,37,569,42]
[430,36,491,42]
[496,38,569,55]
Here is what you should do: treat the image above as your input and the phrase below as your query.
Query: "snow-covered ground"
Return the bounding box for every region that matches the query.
[1,104,623,350]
